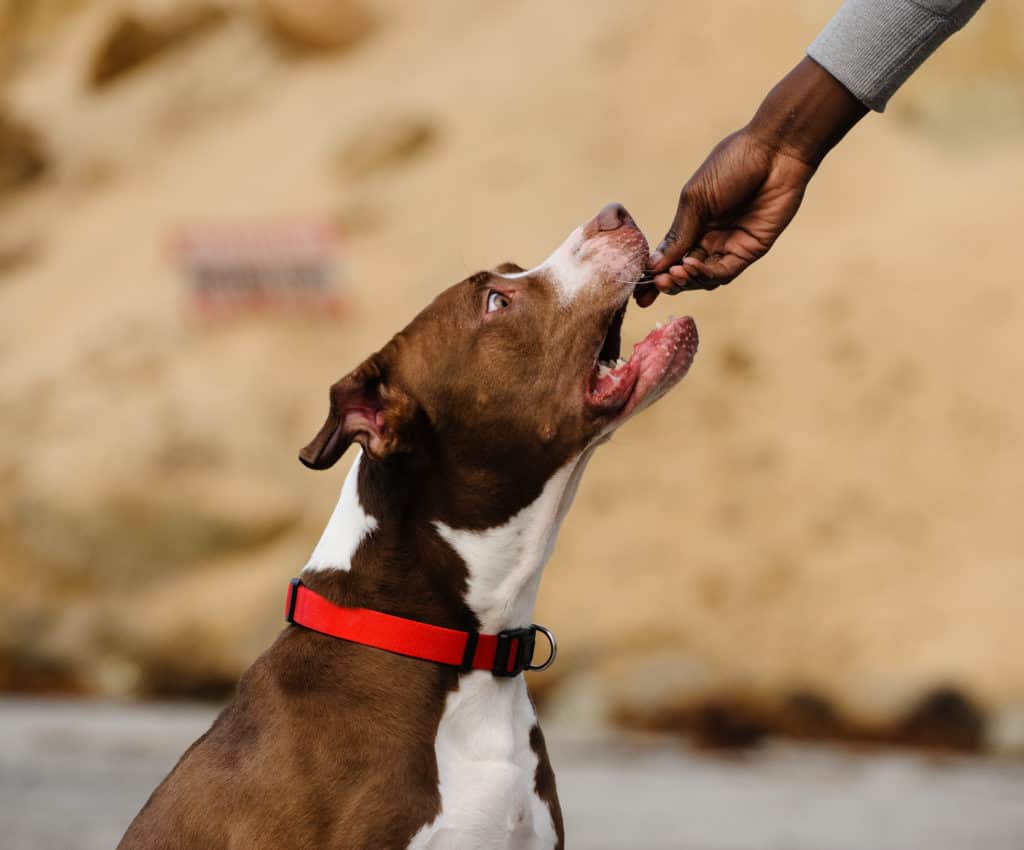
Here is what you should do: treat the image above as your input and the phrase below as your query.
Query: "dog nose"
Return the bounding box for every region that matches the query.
[594,202,635,232]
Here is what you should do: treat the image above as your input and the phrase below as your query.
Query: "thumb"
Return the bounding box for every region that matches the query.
[650,189,705,272]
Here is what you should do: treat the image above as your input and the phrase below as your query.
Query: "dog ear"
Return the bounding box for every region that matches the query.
[493,261,525,275]
[299,356,418,470]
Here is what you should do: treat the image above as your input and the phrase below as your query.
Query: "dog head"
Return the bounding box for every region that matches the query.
[301,202,697,510]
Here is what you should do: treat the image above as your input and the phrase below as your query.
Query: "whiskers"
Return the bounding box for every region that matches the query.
[613,272,657,286]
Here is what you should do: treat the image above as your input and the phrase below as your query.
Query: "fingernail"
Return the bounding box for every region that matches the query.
[648,250,663,268]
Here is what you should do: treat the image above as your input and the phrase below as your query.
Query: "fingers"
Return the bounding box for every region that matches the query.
[634,246,713,306]
[641,250,750,299]
[676,252,749,289]
[657,247,710,293]
[649,188,705,273]
[632,265,705,306]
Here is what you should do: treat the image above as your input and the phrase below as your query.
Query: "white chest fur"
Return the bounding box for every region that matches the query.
[433,450,594,633]
[406,673,556,850]
[305,452,592,849]
[412,456,594,849]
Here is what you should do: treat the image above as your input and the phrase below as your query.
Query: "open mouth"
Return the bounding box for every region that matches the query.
[587,287,699,417]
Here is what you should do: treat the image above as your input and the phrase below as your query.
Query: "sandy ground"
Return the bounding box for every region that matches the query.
[3,698,1024,850]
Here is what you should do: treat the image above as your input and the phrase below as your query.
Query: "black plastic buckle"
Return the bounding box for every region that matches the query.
[492,627,537,677]
[285,577,303,624]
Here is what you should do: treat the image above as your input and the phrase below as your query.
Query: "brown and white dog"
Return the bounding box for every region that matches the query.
[118,202,698,850]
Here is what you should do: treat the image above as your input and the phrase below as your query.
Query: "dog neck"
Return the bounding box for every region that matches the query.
[302,448,596,633]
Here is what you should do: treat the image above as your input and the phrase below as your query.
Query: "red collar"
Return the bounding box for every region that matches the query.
[285,579,557,677]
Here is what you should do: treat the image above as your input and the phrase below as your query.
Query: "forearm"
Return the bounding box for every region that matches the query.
[645,0,986,294]
[745,56,868,167]
[744,0,987,165]
[807,0,986,112]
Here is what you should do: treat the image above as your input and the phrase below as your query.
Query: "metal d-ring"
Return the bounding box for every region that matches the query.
[527,624,557,672]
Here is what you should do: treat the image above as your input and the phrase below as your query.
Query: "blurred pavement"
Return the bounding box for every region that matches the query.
[3,698,1024,850]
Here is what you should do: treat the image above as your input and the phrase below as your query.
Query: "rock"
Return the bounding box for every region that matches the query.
[0,235,40,278]
[985,705,1024,755]
[537,671,612,736]
[337,113,439,180]
[0,0,85,78]
[776,690,844,741]
[717,340,757,381]
[895,685,985,752]
[82,538,304,698]
[2,0,1024,753]
[602,652,770,748]
[259,0,372,53]
[88,4,229,88]
[604,652,726,721]
[16,479,299,585]
[0,110,48,193]
[0,635,85,695]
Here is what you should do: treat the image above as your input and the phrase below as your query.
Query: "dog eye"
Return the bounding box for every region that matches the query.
[486,291,511,313]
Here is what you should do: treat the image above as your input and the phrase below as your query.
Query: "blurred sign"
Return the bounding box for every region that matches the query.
[169,218,348,319]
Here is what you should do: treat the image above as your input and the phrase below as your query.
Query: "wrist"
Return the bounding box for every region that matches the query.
[746,56,867,166]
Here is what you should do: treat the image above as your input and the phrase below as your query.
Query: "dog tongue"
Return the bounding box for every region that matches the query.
[589,316,697,412]
[590,358,635,407]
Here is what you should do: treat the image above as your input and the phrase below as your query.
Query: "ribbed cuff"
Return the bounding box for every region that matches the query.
[807,0,984,112]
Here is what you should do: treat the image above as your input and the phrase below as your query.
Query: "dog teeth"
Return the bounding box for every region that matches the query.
[597,357,630,379]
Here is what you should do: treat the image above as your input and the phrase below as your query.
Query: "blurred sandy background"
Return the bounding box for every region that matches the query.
[1,0,1022,758]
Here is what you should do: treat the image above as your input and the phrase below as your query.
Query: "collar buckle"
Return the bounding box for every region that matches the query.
[492,627,537,677]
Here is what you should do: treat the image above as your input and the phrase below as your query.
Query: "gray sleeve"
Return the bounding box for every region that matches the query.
[806,0,985,112]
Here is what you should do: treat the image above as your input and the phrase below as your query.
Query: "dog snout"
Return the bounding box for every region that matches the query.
[583,203,636,239]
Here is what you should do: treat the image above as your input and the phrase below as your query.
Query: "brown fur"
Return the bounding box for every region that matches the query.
[118,260,617,849]
[118,203,669,847]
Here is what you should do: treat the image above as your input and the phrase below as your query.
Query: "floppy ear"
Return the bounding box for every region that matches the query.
[299,356,419,470]
[493,261,525,275]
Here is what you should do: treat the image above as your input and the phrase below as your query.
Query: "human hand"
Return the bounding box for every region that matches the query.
[637,130,815,304]
[637,57,867,306]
